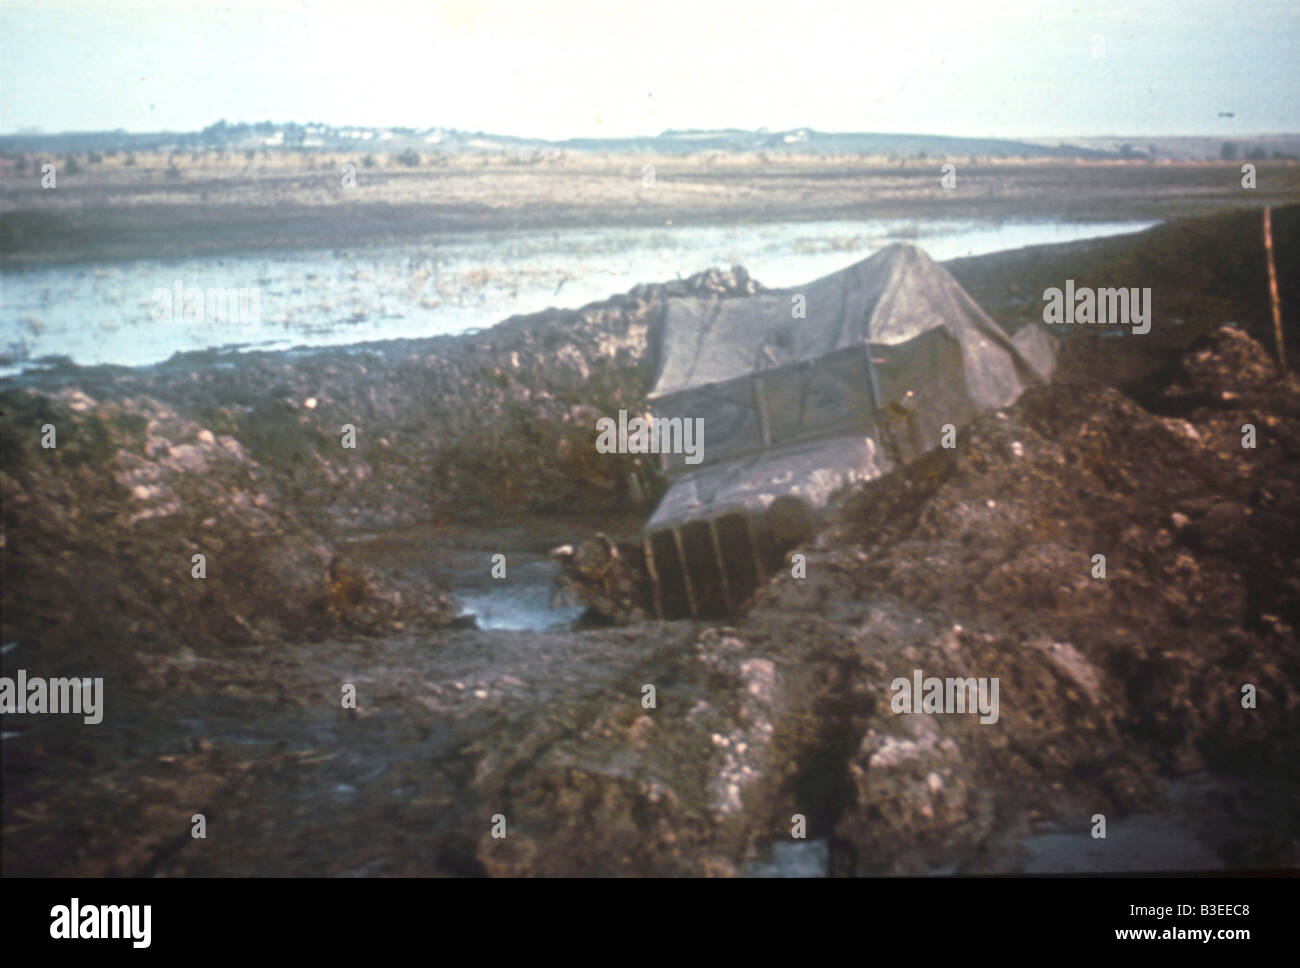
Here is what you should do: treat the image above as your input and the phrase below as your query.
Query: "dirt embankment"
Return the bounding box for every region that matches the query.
[2,205,1298,875]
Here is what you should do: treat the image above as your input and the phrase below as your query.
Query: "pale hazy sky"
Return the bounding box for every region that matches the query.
[1,0,1297,138]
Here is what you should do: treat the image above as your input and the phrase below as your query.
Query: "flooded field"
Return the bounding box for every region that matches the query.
[0,217,1153,372]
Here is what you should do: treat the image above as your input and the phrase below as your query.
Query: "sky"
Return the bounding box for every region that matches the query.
[1,0,1297,139]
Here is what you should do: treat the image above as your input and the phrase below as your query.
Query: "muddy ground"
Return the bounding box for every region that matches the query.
[1,205,1298,875]
[3,151,1299,265]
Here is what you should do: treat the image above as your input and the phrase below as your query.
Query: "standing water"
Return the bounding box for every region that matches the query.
[1,217,1155,373]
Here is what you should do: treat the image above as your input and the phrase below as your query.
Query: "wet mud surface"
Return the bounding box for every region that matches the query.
[2,205,1298,875]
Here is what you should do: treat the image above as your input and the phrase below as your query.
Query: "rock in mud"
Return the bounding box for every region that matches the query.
[550,533,651,623]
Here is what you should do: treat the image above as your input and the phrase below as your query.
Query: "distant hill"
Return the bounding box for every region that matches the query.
[1020,134,1300,162]
[1,123,1297,161]
[551,128,1120,158]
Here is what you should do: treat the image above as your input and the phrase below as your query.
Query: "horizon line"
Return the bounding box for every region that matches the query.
[4,123,1299,141]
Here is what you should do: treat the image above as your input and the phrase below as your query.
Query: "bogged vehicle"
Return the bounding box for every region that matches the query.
[639,242,1055,619]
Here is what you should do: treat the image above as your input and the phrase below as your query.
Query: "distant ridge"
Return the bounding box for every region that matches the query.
[0,124,1137,160]
[3,123,1297,162]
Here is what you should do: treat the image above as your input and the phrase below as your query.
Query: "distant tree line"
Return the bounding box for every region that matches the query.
[1221,142,1298,161]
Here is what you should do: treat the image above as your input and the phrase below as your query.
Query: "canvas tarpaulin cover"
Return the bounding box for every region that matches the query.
[644,242,1053,531]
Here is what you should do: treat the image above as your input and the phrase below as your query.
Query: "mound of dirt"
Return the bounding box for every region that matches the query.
[0,388,457,664]
[9,265,762,536]
[473,325,1299,876]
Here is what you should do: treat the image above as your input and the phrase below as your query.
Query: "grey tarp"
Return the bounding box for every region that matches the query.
[645,242,1053,531]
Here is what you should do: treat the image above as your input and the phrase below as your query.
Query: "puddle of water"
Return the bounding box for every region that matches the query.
[0,218,1155,373]
[1019,815,1222,873]
[448,554,585,631]
[340,524,594,633]
[332,783,358,803]
[453,580,584,631]
[745,838,829,877]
